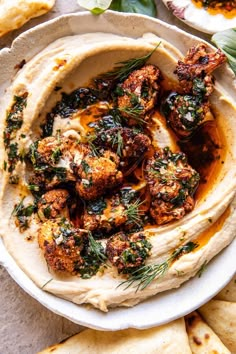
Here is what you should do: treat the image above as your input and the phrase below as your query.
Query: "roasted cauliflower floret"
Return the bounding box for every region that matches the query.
[163,44,226,138]
[106,232,152,273]
[163,92,210,138]
[38,218,86,274]
[117,64,161,125]
[175,43,226,95]
[83,194,127,233]
[37,189,70,221]
[94,127,151,169]
[29,135,90,175]
[76,151,123,200]
[29,135,91,189]
[145,147,200,225]
[82,187,142,234]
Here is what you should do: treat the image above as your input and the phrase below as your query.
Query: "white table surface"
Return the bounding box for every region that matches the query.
[0,1,211,353]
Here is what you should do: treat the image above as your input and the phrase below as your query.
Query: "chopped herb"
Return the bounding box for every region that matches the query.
[78,231,107,279]
[87,198,107,215]
[4,93,28,146]
[8,143,19,172]
[12,198,36,231]
[81,160,91,175]
[27,184,40,192]
[51,147,61,164]
[197,260,207,278]
[43,206,51,219]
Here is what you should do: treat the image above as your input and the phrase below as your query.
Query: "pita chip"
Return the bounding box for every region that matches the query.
[215,275,236,302]
[38,318,192,354]
[199,299,236,353]
[185,311,231,353]
[0,0,55,37]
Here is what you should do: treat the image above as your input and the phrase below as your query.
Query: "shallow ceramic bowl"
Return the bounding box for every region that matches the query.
[0,11,235,330]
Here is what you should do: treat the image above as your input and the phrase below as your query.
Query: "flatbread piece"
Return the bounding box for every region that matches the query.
[0,0,55,37]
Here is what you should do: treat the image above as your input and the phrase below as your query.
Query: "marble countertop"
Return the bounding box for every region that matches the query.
[0,1,210,353]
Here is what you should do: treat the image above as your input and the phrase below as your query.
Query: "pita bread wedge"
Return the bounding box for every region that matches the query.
[199,300,236,353]
[0,0,55,38]
[185,311,230,353]
[38,318,192,354]
[215,275,236,302]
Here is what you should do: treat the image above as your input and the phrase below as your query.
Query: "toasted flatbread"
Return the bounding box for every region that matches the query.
[214,275,236,302]
[185,311,230,353]
[0,0,55,37]
[38,318,192,354]
[199,300,236,353]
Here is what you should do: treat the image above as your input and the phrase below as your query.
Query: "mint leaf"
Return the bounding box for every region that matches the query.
[110,0,157,17]
[212,28,236,76]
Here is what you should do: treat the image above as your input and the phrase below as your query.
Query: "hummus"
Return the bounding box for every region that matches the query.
[0,31,236,312]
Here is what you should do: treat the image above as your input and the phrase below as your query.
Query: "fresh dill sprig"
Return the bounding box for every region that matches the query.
[88,231,107,263]
[125,199,144,227]
[118,105,145,124]
[110,130,124,157]
[40,278,53,290]
[102,42,161,82]
[119,241,198,291]
[83,134,100,157]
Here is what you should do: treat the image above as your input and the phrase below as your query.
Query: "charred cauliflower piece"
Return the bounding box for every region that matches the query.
[37,189,70,221]
[117,64,161,125]
[82,187,142,234]
[175,43,226,95]
[94,127,151,169]
[106,232,152,273]
[163,92,210,138]
[145,147,200,225]
[38,218,86,274]
[162,44,226,138]
[76,151,123,200]
[29,135,90,189]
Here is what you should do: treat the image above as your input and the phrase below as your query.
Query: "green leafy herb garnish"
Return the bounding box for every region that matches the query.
[110,0,157,17]
[111,130,124,156]
[102,42,160,82]
[118,105,145,124]
[119,241,198,290]
[212,28,236,76]
[197,260,207,278]
[77,0,157,17]
[125,199,144,226]
[12,198,36,231]
[88,232,107,263]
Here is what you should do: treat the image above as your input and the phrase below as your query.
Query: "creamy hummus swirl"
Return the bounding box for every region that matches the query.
[0,32,236,311]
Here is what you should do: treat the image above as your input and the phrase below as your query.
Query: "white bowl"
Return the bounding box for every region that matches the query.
[0,11,235,330]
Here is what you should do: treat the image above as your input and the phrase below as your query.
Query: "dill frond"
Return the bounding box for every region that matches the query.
[118,105,145,124]
[119,241,199,291]
[102,42,161,82]
[88,232,107,263]
[124,199,144,227]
